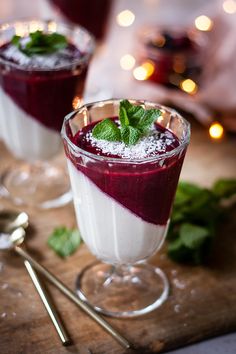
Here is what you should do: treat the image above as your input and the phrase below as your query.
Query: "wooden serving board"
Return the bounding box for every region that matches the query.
[0,122,236,354]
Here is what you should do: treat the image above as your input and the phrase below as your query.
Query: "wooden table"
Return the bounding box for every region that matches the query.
[0,119,236,354]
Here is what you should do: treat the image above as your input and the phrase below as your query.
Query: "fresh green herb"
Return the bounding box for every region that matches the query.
[212,179,236,199]
[11,35,21,46]
[92,99,161,145]
[92,118,121,142]
[11,30,68,56]
[167,179,236,265]
[48,227,81,258]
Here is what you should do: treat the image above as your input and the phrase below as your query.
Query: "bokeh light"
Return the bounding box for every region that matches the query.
[133,66,147,80]
[209,122,224,139]
[180,79,198,94]
[133,61,155,81]
[141,61,155,77]
[223,0,236,14]
[116,10,135,27]
[120,54,136,70]
[152,35,166,48]
[195,15,213,31]
[47,21,57,32]
[72,96,82,109]
[173,60,186,74]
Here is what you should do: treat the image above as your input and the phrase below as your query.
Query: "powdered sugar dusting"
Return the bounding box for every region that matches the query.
[1,42,81,69]
[86,128,176,159]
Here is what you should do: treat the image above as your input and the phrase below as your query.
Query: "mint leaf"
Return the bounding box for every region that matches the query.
[168,238,190,263]
[180,223,210,249]
[120,99,143,117]
[120,100,161,138]
[119,106,130,127]
[48,227,81,258]
[121,125,141,145]
[174,181,203,207]
[11,30,68,56]
[11,35,21,46]
[138,108,161,133]
[212,179,236,199]
[92,118,121,141]
[92,100,161,146]
[167,179,236,265]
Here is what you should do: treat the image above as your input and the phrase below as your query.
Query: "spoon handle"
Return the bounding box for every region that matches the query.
[24,260,70,346]
[14,246,131,350]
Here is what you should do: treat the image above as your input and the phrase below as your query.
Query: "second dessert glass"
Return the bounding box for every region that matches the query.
[46,0,113,41]
[61,99,190,317]
[0,19,94,208]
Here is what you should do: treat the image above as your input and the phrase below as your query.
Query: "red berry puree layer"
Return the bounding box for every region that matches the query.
[0,42,88,132]
[64,118,186,225]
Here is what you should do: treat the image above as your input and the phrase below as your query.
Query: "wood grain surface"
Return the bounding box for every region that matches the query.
[0,121,236,354]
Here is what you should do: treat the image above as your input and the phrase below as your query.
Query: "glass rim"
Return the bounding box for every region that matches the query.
[61,98,191,164]
[0,19,95,72]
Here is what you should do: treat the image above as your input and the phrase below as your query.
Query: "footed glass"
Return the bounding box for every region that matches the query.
[61,99,190,317]
[0,19,94,208]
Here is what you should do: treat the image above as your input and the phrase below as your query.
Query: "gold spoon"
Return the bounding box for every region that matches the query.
[0,211,70,346]
[7,226,131,349]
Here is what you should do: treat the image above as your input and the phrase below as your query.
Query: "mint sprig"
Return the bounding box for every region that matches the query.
[92,118,121,142]
[167,179,236,265]
[92,99,161,145]
[48,227,82,258]
[11,30,68,56]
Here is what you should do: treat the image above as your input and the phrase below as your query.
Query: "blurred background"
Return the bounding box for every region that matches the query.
[1,0,236,134]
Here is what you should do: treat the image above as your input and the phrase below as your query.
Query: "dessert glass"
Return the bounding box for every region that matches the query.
[41,0,114,102]
[61,99,190,317]
[0,20,94,208]
[47,0,113,41]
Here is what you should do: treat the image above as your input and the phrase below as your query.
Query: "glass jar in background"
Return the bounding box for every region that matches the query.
[136,26,206,89]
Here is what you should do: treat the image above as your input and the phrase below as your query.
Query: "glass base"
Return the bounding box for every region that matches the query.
[76,262,169,318]
[1,161,72,209]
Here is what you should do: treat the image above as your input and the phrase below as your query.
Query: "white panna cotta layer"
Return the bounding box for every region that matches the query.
[0,88,61,161]
[67,160,168,264]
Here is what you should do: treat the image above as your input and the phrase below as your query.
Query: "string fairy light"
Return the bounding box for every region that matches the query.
[209,122,224,139]
[133,61,155,81]
[116,10,135,27]
[195,15,213,31]
[180,79,198,94]
[223,0,236,14]
[120,54,136,70]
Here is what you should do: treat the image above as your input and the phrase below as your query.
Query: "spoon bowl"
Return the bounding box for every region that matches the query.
[0,211,28,250]
[10,227,26,247]
[0,211,28,234]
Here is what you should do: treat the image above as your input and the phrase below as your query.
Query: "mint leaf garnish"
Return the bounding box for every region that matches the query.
[212,179,236,199]
[11,30,68,56]
[167,238,190,263]
[180,223,210,249]
[167,179,236,265]
[11,35,21,46]
[92,99,161,145]
[48,227,81,258]
[92,118,121,141]
[121,125,141,145]
[138,109,162,133]
[119,106,130,127]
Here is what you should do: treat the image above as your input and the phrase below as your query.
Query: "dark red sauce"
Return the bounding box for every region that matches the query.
[64,118,186,225]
